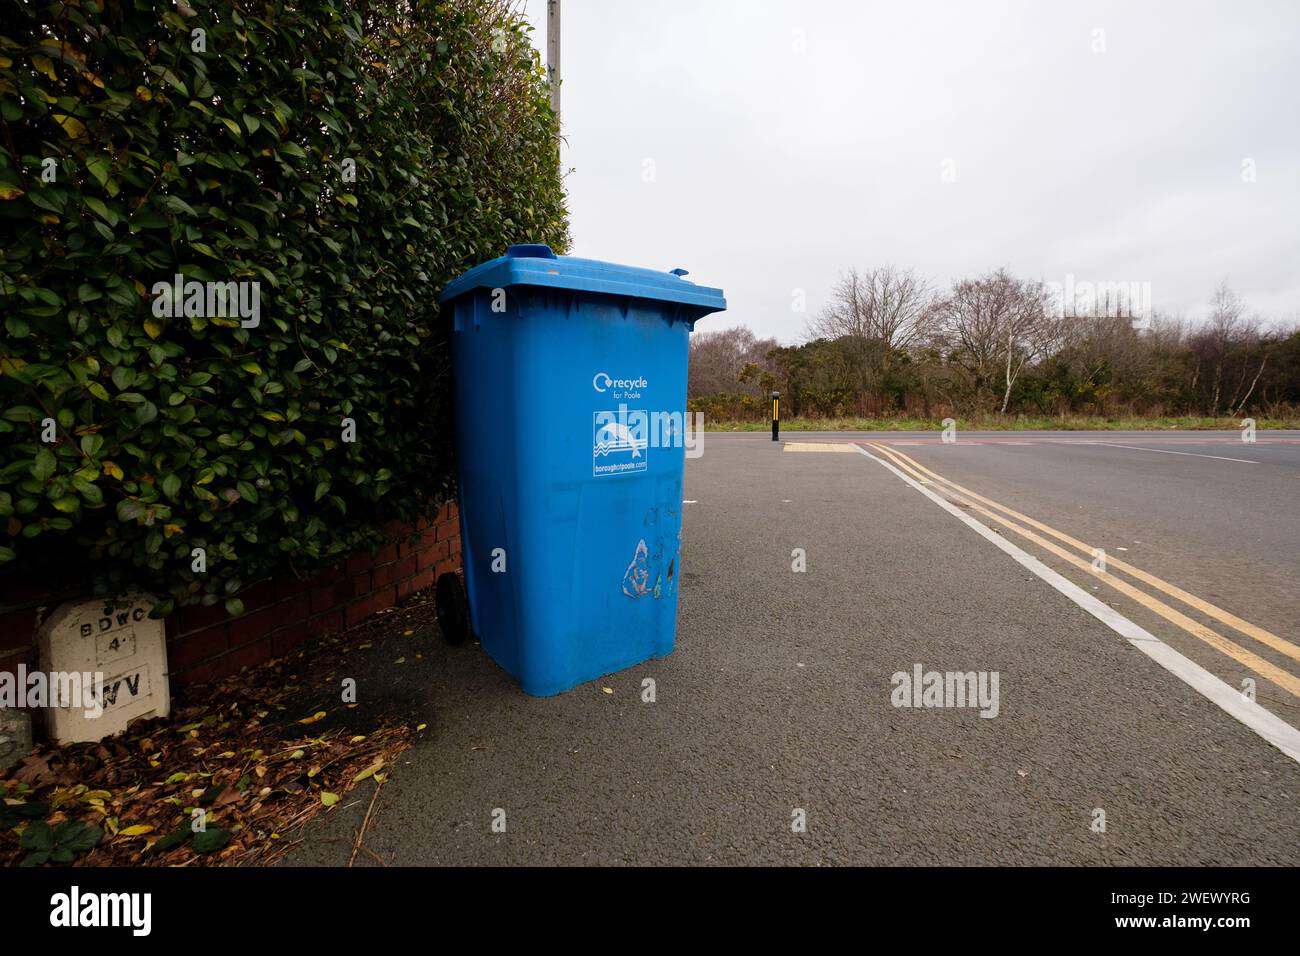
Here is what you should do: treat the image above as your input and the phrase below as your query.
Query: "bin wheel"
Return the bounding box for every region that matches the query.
[435,572,470,646]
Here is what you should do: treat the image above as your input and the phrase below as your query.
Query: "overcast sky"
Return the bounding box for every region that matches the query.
[520,0,1299,343]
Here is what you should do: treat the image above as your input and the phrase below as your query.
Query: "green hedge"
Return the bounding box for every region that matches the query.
[0,0,568,615]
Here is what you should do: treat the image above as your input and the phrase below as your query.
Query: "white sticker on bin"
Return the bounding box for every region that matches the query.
[593,410,649,477]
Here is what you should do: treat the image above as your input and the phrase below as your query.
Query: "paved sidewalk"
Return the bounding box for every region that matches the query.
[283,438,1300,865]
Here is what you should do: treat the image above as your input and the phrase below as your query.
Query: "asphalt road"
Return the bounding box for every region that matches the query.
[284,430,1300,865]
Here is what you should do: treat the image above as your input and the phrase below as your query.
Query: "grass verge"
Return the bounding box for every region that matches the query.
[704,416,1299,432]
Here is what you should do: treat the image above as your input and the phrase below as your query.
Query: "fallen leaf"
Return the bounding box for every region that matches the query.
[192,828,231,854]
[298,711,326,725]
[147,828,190,853]
[13,754,56,786]
[119,824,153,836]
[320,792,340,807]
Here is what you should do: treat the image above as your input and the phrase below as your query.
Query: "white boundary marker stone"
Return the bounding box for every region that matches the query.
[37,593,171,743]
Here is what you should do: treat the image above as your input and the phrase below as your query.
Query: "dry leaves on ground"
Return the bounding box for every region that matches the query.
[1,593,440,867]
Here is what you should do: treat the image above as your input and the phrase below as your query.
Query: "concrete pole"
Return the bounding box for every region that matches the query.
[547,0,561,122]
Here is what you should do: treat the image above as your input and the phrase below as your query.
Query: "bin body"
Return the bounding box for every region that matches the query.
[439,246,726,695]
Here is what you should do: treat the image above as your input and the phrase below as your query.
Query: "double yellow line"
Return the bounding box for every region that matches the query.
[863,441,1300,699]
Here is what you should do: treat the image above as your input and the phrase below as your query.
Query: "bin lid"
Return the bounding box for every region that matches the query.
[438,244,726,320]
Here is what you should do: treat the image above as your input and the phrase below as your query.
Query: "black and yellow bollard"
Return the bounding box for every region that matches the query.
[771,390,780,442]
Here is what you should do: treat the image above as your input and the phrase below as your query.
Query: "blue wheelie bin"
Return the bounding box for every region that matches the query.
[435,244,726,695]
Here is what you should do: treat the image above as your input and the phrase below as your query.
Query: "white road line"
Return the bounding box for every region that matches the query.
[1089,441,1259,464]
[852,444,1300,764]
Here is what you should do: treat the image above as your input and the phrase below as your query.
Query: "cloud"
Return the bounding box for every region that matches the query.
[523,0,1300,340]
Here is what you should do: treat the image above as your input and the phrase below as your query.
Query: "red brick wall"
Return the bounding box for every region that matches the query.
[0,503,461,694]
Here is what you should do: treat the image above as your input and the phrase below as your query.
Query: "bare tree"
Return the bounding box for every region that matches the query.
[1223,312,1271,416]
[1206,281,1245,413]
[1232,340,1269,416]
[808,265,935,352]
[937,269,1057,413]
[688,326,778,398]
[807,266,936,408]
